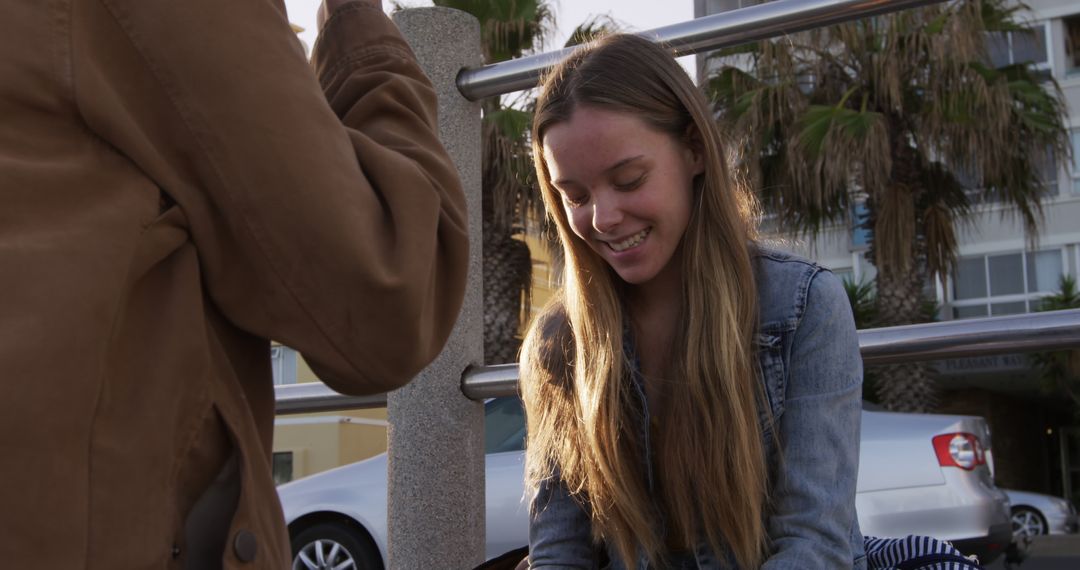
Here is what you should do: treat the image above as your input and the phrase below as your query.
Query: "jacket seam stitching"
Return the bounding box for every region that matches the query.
[792,265,823,328]
[783,379,861,403]
[60,3,94,566]
[321,44,414,83]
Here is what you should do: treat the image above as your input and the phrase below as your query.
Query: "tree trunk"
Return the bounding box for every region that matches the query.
[867,132,939,413]
[482,227,533,365]
[872,265,939,412]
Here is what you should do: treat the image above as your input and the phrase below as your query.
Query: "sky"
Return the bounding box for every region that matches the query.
[283,0,696,75]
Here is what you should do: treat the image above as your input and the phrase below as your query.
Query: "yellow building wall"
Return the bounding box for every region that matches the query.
[273,350,389,482]
[273,416,388,481]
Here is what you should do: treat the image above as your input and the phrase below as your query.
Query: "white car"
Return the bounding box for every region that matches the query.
[278,397,1011,570]
[1004,488,1079,539]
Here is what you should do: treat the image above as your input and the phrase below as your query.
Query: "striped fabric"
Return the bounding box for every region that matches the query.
[865,535,984,570]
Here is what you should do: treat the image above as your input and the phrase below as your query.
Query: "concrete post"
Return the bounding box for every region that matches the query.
[388,8,485,570]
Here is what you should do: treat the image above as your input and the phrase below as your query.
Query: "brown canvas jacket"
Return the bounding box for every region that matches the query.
[0,1,469,568]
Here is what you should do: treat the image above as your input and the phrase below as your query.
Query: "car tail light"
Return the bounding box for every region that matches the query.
[932,433,986,470]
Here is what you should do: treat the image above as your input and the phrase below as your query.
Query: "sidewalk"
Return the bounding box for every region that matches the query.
[986,535,1080,569]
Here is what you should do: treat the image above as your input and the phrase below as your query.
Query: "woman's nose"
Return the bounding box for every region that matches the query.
[591,193,622,234]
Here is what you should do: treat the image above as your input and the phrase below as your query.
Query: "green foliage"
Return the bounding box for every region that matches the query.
[486,106,532,142]
[842,277,879,329]
[794,103,886,161]
[433,0,554,63]
[564,14,619,48]
[1031,275,1080,415]
[842,276,883,404]
[1036,274,1080,311]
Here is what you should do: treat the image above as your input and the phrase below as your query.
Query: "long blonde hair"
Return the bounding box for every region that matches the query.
[520,34,767,569]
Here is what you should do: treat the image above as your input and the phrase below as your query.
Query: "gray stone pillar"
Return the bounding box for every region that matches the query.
[388,8,485,570]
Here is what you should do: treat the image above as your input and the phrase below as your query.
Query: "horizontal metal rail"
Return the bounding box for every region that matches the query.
[275,309,1080,414]
[858,309,1080,365]
[274,381,389,414]
[456,0,943,100]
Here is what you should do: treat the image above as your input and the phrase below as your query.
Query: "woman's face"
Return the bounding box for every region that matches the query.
[542,105,703,288]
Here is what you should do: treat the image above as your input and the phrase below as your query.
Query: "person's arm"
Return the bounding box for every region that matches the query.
[762,270,863,569]
[528,473,597,569]
[72,0,468,394]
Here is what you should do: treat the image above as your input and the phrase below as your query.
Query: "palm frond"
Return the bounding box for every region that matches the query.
[918,161,970,283]
[563,13,620,47]
[434,0,555,62]
[783,102,889,233]
[842,276,878,328]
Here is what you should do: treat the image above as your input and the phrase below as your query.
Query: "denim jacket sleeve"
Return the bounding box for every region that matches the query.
[762,269,864,569]
[528,474,597,569]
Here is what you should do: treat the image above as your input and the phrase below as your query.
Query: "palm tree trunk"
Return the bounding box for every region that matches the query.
[482,221,533,365]
[872,264,939,412]
[867,133,939,413]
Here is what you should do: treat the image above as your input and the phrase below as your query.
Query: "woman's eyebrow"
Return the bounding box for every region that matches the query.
[605,155,645,174]
[552,155,646,187]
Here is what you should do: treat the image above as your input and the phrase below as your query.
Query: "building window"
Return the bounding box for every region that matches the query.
[272,452,294,485]
[705,0,760,11]
[950,249,1064,318]
[271,345,297,385]
[1066,14,1080,77]
[988,22,1051,80]
[1038,150,1060,197]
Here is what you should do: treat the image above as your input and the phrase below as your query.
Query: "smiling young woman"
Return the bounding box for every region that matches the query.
[518,34,866,570]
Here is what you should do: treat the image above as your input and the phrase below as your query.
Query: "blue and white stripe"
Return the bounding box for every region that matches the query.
[864,535,984,570]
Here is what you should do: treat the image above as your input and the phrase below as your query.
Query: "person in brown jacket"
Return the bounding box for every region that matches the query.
[0,0,469,568]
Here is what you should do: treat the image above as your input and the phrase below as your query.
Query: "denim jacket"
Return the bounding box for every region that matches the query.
[529,247,867,569]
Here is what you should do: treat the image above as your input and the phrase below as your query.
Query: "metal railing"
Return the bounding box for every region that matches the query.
[456,0,944,100]
[275,309,1080,414]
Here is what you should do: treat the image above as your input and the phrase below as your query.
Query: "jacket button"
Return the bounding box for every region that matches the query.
[233,530,258,563]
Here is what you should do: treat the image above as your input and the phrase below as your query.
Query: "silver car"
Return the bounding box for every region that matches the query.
[278,397,1011,569]
[1004,488,1079,539]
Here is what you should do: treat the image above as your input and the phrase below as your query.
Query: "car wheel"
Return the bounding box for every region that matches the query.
[1011,506,1048,540]
[290,522,383,570]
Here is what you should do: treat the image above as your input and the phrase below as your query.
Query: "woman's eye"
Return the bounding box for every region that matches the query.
[562,194,588,207]
[614,174,646,190]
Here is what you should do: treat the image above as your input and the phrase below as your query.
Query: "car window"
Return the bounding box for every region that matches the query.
[484,397,526,454]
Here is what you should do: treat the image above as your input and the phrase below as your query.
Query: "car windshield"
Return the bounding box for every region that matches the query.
[484,397,526,454]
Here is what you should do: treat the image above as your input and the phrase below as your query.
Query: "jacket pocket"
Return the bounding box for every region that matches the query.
[184,452,241,570]
[171,403,238,570]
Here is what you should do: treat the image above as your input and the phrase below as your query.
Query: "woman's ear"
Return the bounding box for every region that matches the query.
[682,125,706,176]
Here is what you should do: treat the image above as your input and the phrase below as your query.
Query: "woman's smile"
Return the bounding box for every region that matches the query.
[606,228,651,252]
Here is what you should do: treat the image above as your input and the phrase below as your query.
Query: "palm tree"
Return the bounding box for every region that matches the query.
[710,0,1070,412]
[427,1,616,364]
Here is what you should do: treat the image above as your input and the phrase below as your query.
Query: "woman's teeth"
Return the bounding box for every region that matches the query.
[610,229,650,252]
